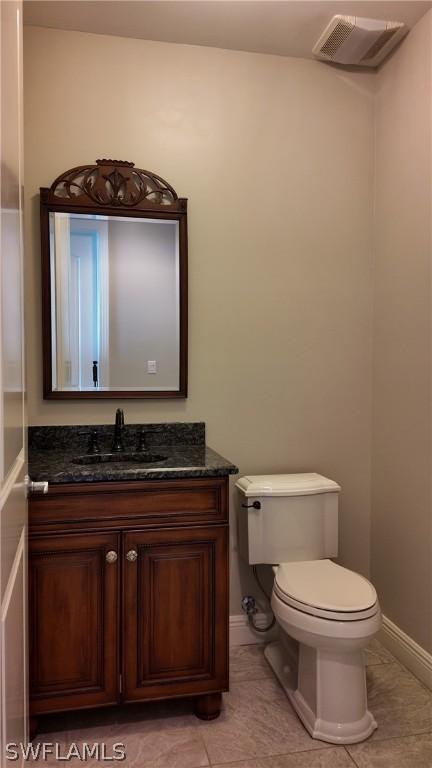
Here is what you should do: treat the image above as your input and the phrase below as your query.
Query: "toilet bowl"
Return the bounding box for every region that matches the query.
[266,559,381,744]
[235,473,381,745]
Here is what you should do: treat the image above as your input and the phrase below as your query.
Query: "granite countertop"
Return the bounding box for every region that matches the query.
[28,422,238,484]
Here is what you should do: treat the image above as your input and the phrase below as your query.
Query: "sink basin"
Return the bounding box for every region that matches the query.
[72,452,168,465]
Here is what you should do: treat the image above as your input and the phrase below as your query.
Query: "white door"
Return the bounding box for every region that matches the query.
[0,1,27,764]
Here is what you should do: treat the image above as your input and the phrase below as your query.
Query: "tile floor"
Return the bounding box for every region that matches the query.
[31,640,432,767]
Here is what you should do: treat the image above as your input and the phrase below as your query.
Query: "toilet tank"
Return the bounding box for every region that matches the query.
[235,473,341,565]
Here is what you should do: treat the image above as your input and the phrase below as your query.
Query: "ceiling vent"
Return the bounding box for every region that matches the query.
[313,15,407,67]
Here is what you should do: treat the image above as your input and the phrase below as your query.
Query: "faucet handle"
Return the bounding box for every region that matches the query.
[79,429,101,455]
[136,428,147,452]
[136,426,159,452]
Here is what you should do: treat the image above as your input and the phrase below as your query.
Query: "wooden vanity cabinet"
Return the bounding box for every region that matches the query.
[29,477,229,723]
[29,532,119,713]
[123,526,228,701]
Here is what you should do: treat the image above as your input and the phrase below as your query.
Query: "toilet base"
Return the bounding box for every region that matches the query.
[264,640,377,745]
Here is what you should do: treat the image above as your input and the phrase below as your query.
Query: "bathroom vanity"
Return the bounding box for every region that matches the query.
[28,422,237,731]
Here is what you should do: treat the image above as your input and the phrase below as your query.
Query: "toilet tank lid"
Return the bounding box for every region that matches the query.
[235,473,341,497]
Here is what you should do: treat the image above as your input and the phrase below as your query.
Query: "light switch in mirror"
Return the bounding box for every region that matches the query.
[40,160,187,399]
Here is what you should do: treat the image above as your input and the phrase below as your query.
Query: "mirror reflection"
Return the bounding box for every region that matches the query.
[49,212,180,392]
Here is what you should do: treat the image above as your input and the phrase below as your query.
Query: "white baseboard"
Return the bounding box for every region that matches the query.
[229,613,277,646]
[379,614,432,690]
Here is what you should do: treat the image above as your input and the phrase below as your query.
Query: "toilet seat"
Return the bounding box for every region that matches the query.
[274,560,378,621]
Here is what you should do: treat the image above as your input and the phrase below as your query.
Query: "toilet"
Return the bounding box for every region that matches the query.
[236,473,381,745]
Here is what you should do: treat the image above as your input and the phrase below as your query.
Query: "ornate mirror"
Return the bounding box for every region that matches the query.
[40,160,187,399]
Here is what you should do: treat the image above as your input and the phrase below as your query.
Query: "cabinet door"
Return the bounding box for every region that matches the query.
[123,526,228,701]
[29,532,119,714]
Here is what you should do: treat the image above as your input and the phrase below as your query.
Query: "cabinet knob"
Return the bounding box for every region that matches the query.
[106,550,118,564]
[126,549,138,562]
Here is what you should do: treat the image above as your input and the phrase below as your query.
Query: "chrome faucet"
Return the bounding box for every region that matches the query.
[112,408,125,452]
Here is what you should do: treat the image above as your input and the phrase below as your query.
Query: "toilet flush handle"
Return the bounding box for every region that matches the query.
[241,501,261,510]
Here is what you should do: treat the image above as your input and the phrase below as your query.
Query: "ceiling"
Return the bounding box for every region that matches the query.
[23,1,432,61]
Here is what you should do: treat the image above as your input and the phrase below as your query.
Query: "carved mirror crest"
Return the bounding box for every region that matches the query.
[40,160,187,399]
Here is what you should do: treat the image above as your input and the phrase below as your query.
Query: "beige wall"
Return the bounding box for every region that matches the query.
[371,11,432,652]
[23,26,375,611]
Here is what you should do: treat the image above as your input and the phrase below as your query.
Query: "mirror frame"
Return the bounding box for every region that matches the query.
[40,159,188,399]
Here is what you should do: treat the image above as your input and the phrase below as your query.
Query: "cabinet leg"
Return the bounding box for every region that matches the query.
[29,716,39,740]
[194,693,222,721]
